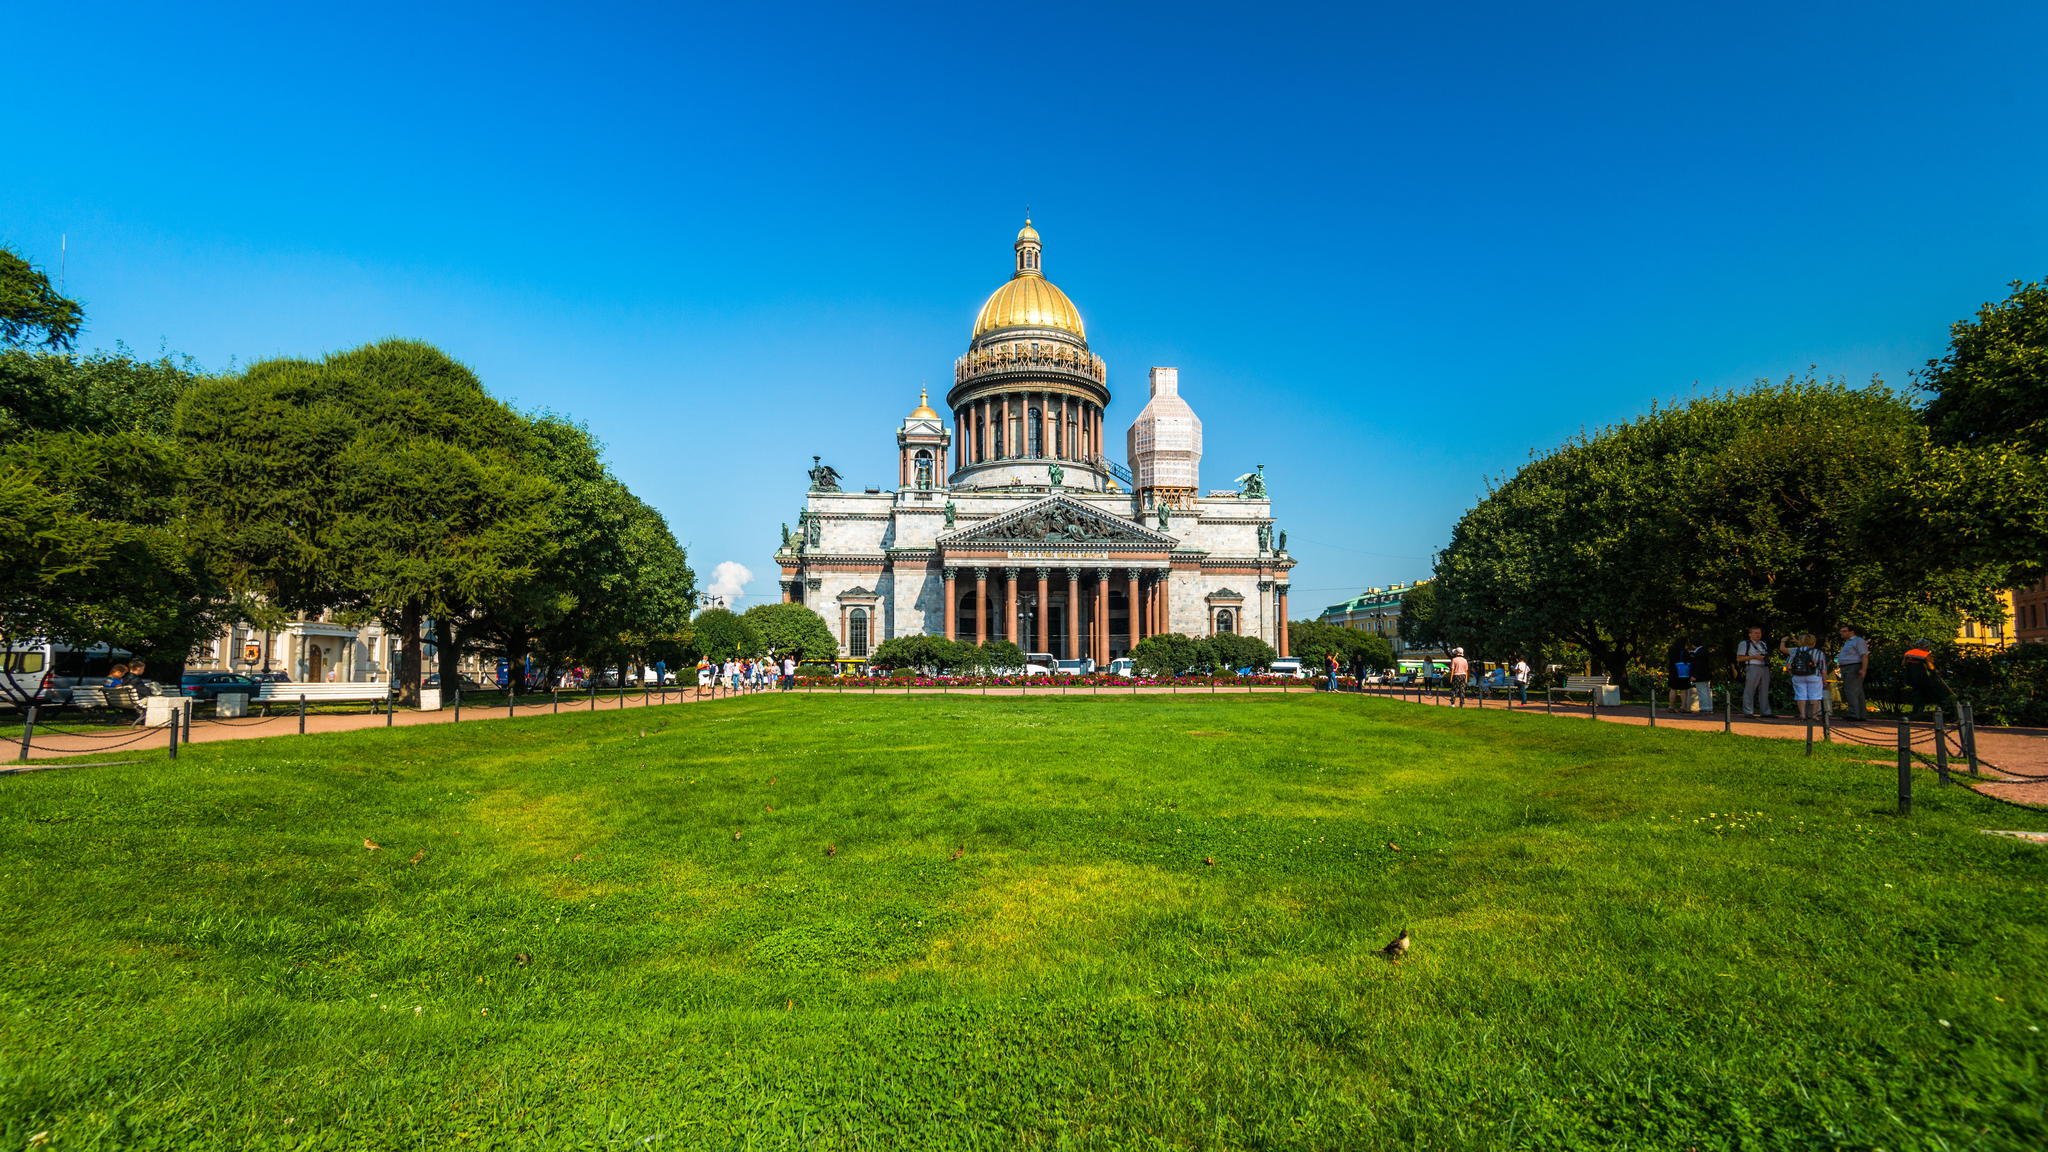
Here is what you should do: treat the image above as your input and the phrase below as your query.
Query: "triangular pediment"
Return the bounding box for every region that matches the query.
[940,494,1174,548]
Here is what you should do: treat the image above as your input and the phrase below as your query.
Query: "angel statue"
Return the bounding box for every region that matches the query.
[943,500,957,529]
[779,522,791,549]
[1277,528,1288,552]
[1235,463,1269,499]
[1157,503,1171,530]
[808,455,842,492]
[1048,463,1064,488]
[1258,523,1273,551]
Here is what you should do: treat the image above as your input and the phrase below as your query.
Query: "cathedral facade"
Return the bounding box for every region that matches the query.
[777,222,1294,665]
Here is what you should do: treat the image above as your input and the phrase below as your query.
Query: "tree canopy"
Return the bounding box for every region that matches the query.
[743,602,837,662]
[689,608,761,660]
[1286,620,1396,671]
[0,248,82,351]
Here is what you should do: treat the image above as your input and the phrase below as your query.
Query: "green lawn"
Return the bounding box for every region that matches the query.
[3,695,2045,1150]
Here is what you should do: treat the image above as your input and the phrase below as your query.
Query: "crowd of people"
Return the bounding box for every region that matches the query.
[694,655,800,694]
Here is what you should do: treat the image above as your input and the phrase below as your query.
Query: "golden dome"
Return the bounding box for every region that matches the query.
[973,275,1086,340]
[909,388,940,420]
[1016,219,1040,244]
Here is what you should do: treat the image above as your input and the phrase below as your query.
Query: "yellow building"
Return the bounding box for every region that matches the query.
[1956,589,2015,651]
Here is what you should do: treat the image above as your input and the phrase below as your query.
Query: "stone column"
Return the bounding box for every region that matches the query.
[1276,586,1290,656]
[781,582,792,604]
[1004,567,1019,645]
[943,567,957,641]
[1065,568,1080,661]
[1035,569,1050,655]
[1158,572,1172,637]
[1126,570,1140,653]
[1095,568,1111,665]
[1041,394,1053,460]
[974,568,988,646]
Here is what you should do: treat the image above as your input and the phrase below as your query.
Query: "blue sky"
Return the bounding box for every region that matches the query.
[9,1,2045,612]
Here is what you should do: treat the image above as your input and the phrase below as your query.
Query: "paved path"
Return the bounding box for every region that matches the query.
[11,682,2046,808]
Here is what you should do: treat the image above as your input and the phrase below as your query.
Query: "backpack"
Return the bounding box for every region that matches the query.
[1789,647,1818,676]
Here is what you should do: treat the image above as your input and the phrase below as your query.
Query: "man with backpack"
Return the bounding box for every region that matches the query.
[1779,632,1827,720]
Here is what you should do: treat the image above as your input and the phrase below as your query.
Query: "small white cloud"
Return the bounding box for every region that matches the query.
[704,561,753,608]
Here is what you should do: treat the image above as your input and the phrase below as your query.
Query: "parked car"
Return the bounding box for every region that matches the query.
[1105,658,1135,678]
[249,670,293,685]
[179,671,267,702]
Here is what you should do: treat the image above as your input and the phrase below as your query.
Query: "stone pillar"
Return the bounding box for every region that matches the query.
[1158,572,1172,637]
[781,582,792,604]
[1004,567,1019,645]
[1065,568,1080,661]
[974,568,988,646]
[943,567,957,641]
[1276,586,1290,656]
[1042,394,1053,461]
[1035,569,1050,656]
[1095,568,1111,665]
[1127,570,1140,653]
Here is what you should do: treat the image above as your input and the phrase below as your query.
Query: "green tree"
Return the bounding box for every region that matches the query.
[178,340,559,702]
[743,602,837,662]
[1288,620,1398,672]
[1206,632,1277,673]
[1921,278,2048,451]
[689,608,761,660]
[1131,632,1203,677]
[1396,581,1451,654]
[869,634,972,672]
[0,247,82,351]
[972,639,1026,672]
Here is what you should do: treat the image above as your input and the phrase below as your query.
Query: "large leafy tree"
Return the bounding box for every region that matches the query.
[1921,278,2048,452]
[1433,378,2001,674]
[178,340,559,702]
[743,602,836,662]
[1287,620,1396,671]
[688,608,761,661]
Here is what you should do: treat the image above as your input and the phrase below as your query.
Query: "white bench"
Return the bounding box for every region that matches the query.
[254,682,392,713]
[1547,674,1613,712]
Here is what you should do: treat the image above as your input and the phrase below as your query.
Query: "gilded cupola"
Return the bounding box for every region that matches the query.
[971,218,1087,341]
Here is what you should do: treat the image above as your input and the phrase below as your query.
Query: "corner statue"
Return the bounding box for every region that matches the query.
[1235,464,1268,499]
[1157,503,1171,530]
[779,523,791,549]
[943,500,957,528]
[808,456,842,492]
[1048,463,1064,488]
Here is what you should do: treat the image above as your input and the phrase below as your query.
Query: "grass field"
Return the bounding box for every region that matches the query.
[3,694,2045,1149]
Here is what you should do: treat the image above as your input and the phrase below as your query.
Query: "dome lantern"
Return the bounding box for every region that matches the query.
[1015,218,1042,276]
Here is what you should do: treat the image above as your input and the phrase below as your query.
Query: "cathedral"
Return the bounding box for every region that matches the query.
[776,221,1294,665]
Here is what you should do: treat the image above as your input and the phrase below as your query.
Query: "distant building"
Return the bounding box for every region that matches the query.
[2014,577,2048,645]
[189,612,397,682]
[1319,581,1432,654]
[1957,589,2017,651]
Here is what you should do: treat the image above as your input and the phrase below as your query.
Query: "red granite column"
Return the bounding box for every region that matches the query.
[1036,569,1049,655]
[1095,568,1110,665]
[1004,568,1019,645]
[1065,568,1080,661]
[1126,570,1140,654]
[974,568,988,646]
[1276,586,1290,656]
[943,568,957,641]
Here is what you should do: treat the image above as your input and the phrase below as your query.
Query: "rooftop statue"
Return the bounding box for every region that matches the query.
[1235,464,1268,499]
[943,500,957,529]
[1157,503,1170,530]
[808,455,842,492]
[1048,463,1064,488]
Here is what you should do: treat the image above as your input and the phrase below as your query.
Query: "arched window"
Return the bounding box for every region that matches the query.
[914,449,933,489]
[1027,406,1042,456]
[1216,609,1235,635]
[849,608,870,658]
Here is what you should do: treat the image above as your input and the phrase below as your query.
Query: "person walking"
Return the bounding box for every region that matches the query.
[1511,655,1530,705]
[1901,640,1946,721]
[1834,624,1869,720]
[1779,632,1827,720]
[1736,627,1774,718]
[1664,639,1695,713]
[1447,648,1470,706]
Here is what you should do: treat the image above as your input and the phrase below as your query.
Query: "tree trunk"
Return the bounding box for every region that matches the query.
[396,602,423,706]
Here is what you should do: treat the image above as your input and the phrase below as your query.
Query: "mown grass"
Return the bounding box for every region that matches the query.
[2,694,2045,1150]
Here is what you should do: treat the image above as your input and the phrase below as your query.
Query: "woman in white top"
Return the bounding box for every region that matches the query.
[1778,631,1828,720]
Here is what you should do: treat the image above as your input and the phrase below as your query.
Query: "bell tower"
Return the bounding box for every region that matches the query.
[1128,367,1201,512]
[897,388,950,492]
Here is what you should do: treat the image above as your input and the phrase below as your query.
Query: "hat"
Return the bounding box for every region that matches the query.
[1453,647,1464,656]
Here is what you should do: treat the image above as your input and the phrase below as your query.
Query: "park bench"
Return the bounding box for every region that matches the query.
[66,685,138,713]
[254,681,392,715]
[1546,674,1611,713]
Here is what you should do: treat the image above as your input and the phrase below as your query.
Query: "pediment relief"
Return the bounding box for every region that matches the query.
[940,495,1174,548]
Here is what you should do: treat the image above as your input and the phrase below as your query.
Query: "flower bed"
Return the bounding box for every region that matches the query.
[791,673,1309,689]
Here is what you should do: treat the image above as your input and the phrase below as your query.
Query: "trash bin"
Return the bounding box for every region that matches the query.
[1598,685,1622,708]
[143,697,191,728]
[217,692,249,718]
[418,687,442,711]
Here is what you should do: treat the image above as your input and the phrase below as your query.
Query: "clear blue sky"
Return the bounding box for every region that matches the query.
[9,1,2045,612]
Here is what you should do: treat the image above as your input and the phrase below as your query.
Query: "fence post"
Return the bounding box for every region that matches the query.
[1896,713,1912,815]
[183,700,194,745]
[553,689,559,714]
[168,714,178,759]
[1723,688,1733,734]
[298,695,307,735]
[1804,713,1814,756]
[1648,687,1656,728]
[453,691,462,723]
[1545,688,1554,715]
[19,704,36,763]
[1933,709,1950,786]
[508,691,515,718]
[386,686,395,727]
[1821,693,1831,743]
[1962,702,1979,777]
[1590,687,1599,722]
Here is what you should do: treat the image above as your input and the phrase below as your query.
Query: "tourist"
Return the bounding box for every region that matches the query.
[1835,624,1869,720]
[1664,639,1694,713]
[727,659,743,693]
[1447,647,1470,706]
[103,662,129,689]
[696,659,712,696]
[1735,627,1774,718]
[1324,652,1340,692]
[781,654,796,690]
[1779,632,1827,720]
[1511,655,1530,704]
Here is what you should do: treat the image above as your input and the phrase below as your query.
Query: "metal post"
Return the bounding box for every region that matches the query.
[553,689,559,714]
[1962,702,1979,777]
[1804,714,1814,756]
[183,700,193,744]
[1934,709,1950,785]
[386,687,395,727]
[1545,688,1554,715]
[168,714,178,759]
[508,691,515,718]
[1648,688,1656,728]
[298,695,307,735]
[1723,688,1733,734]
[590,681,597,710]
[1896,713,1912,815]
[1590,688,1599,722]
[1821,694,1830,743]
[454,691,462,722]
[20,704,36,762]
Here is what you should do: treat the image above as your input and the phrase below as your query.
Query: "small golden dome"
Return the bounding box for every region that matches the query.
[909,388,940,420]
[1016,218,1040,245]
[973,275,1086,340]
